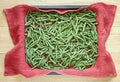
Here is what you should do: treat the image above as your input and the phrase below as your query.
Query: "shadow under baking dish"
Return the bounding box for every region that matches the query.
[24,9,98,71]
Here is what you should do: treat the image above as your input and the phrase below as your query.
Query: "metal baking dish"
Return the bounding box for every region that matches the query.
[32,5,87,75]
[33,5,87,9]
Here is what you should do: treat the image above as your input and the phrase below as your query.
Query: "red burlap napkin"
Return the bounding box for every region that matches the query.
[4,2,117,78]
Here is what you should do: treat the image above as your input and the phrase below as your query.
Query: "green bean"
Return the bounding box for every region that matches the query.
[25,9,98,70]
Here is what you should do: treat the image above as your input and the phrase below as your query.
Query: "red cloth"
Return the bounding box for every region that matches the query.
[4,2,117,78]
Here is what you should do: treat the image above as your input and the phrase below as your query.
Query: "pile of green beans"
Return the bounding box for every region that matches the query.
[25,9,98,70]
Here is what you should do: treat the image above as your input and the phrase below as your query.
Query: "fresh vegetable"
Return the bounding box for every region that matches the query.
[25,9,98,70]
